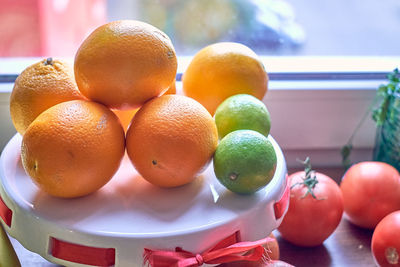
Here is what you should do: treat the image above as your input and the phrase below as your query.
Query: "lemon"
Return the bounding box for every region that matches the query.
[213,130,277,194]
[214,94,271,139]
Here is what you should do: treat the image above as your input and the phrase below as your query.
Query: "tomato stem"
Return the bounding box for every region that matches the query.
[291,157,320,199]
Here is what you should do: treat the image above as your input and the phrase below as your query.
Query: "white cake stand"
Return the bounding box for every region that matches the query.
[0,134,288,267]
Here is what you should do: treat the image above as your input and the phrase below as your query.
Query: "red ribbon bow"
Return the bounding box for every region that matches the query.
[143,231,272,267]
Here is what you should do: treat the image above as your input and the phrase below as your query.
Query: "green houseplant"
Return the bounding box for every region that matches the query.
[342,68,400,171]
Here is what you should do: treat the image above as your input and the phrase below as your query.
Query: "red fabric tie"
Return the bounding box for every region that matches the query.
[143,231,272,267]
[0,195,12,227]
[195,254,203,265]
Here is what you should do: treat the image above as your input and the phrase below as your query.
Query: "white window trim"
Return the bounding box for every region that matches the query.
[1,56,399,168]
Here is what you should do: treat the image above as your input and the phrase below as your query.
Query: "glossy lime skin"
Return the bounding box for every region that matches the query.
[214,94,271,139]
[213,130,277,194]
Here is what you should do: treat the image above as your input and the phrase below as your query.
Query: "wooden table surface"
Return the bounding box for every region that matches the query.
[9,167,378,266]
[273,219,375,267]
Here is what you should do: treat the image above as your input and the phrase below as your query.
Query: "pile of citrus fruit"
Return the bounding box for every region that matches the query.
[9,20,276,198]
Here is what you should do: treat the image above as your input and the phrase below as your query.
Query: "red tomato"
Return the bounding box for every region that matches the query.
[340,161,400,229]
[265,233,280,261]
[371,210,400,267]
[219,233,280,266]
[263,260,294,267]
[277,170,343,247]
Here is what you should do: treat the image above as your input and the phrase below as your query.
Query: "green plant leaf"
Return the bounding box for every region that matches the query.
[341,68,400,169]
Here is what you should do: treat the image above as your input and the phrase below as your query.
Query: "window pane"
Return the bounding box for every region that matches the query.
[1,0,399,57]
[289,0,400,56]
[108,0,400,56]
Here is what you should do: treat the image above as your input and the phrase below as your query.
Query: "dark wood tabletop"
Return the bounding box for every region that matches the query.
[273,218,375,267]
[9,167,378,266]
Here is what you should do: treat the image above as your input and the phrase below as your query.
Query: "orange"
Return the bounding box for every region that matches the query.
[112,108,138,132]
[21,100,125,198]
[74,20,177,110]
[126,94,218,188]
[113,79,175,132]
[182,42,268,115]
[10,58,84,134]
[164,79,176,95]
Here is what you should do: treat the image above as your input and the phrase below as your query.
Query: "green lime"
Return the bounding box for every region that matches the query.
[214,94,271,139]
[213,130,277,194]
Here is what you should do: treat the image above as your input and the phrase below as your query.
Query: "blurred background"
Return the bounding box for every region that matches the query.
[1,0,400,58]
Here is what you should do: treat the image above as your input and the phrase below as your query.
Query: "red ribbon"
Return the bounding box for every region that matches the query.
[143,231,272,267]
